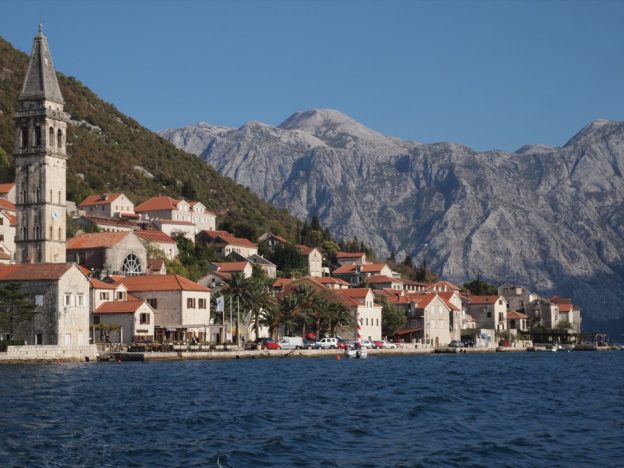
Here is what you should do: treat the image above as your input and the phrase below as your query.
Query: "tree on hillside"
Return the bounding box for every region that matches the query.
[380,298,406,338]
[463,279,498,296]
[413,259,438,283]
[0,282,39,340]
[266,243,307,277]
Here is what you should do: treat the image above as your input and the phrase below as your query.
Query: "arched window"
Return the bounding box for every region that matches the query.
[57,129,63,149]
[20,126,28,148]
[49,127,55,147]
[35,126,42,146]
[121,254,143,276]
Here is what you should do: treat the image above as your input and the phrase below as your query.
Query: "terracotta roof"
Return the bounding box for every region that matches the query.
[507,310,528,319]
[557,303,572,313]
[0,199,15,211]
[333,263,388,275]
[272,278,291,288]
[147,258,165,271]
[366,275,401,284]
[135,195,180,212]
[0,183,15,194]
[153,219,195,226]
[200,230,257,248]
[66,232,130,250]
[135,230,177,244]
[119,274,210,292]
[6,213,16,226]
[82,216,137,228]
[315,277,350,285]
[262,233,289,244]
[296,245,314,256]
[0,263,75,281]
[426,280,461,291]
[470,295,504,305]
[94,299,145,314]
[89,277,117,290]
[79,193,124,208]
[336,288,371,299]
[213,261,250,273]
[336,252,365,259]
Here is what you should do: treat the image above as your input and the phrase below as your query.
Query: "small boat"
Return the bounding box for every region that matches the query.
[344,347,367,359]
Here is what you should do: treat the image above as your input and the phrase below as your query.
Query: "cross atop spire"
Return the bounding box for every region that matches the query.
[19,25,64,104]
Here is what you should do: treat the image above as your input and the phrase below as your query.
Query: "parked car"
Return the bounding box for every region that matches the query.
[314,337,339,349]
[373,339,397,349]
[278,336,303,350]
[263,340,281,350]
[302,339,316,349]
[449,340,465,348]
[360,339,374,349]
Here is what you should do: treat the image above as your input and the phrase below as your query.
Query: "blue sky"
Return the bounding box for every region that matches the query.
[2,0,623,151]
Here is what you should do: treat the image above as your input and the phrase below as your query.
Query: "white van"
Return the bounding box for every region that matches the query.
[279,336,304,350]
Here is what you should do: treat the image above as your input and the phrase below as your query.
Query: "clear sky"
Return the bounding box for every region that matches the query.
[1,0,623,152]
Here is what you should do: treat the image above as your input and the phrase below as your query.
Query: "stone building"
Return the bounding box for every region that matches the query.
[0,263,90,346]
[14,25,68,264]
[66,231,147,276]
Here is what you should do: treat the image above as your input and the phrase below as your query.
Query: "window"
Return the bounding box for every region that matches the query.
[21,126,28,148]
[487,312,492,318]
[35,295,44,306]
[57,129,63,148]
[498,312,504,322]
[0,218,3,225]
[121,254,142,276]
[498,300,503,305]
[99,292,110,301]
[187,298,196,309]
[49,127,55,147]
[147,298,158,309]
[36,333,43,345]
[64,293,72,306]
[116,291,125,301]
[93,316,100,325]
[140,313,150,325]
[198,298,207,309]
[35,125,42,146]
[365,318,369,326]
[77,294,84,306]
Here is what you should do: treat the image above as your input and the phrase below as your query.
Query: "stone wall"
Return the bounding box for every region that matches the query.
[0,344,98,362]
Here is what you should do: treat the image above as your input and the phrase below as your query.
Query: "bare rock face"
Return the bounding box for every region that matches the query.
[160,110,624,330]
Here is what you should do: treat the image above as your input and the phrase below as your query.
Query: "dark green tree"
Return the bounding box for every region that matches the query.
[462,279,498,295]
[0,282,39,339]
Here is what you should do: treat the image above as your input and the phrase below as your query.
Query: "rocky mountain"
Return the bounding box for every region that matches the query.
[161,109,624,333]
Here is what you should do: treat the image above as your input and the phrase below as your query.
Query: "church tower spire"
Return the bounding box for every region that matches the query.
[14,26,68,263]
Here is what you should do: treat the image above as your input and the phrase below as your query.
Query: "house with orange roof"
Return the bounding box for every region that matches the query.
[437,291,464,341]
[66,231,147,276]
[135,229,178,260]
[77,215,138,233]
[296,245,324,277]
[335,252,370,266]
[332,263,398,286]
[507,310,529,333]
[0,263,91,347]
[92,294,155,345]
[79,193,136,219]
[210,261,253,278]
[314,276,350,290]
[365,275,404,290]
[402,279,427,293]
[271,277,292,293]
[467,295,508,332]
[426,280,461,293]
[333,287,382,341]
[196,230,258,258]
[395,293,452,347]
[135,195,216,234]
[550,297,582,333]
[0,182,16,203]
[118,274,219,343]
[257,232,289,249]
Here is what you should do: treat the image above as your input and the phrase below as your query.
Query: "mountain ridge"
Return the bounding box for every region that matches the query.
[161,110,624,332]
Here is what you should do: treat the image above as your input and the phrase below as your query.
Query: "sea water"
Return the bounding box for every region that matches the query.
[1,352,623,467]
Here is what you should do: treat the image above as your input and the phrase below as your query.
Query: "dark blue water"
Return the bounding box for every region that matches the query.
[1,352,623,467]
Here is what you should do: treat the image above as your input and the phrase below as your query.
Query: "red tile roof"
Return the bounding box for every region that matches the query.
[94,299,145,314]
[79,193,124,208]
[296,245,314,256]
[135,230,177,244]
[315,277,350,285]
[66,232,130,250]
[0,199,15,211]
[119,274,210,292]
[272,278,291,288]
[89,277,117,290]
[0,263,76,281]
[135,195,180,212]
[200,230,257,248]
[0,183,15,194]
[426,280,461,291]
[336,288,372,299]
[366,275,402,284]
[507,310,528,319]
[336,252,365,259]
[469,295,504,305]
[213,261,250,273]
[147,258,165,272]
[333,263,388,275]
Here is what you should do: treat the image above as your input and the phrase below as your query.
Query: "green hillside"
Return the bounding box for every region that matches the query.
[0,35,298,241]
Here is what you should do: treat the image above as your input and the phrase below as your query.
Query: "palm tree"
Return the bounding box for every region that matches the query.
[326,302,355,337]
[311,294,331,340]
[260,303,281,340]
[247,276,276,341]
[278,285,316,337]
[223,272,253,344]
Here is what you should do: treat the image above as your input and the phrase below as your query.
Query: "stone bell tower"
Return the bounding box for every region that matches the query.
[14,25,68,264]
